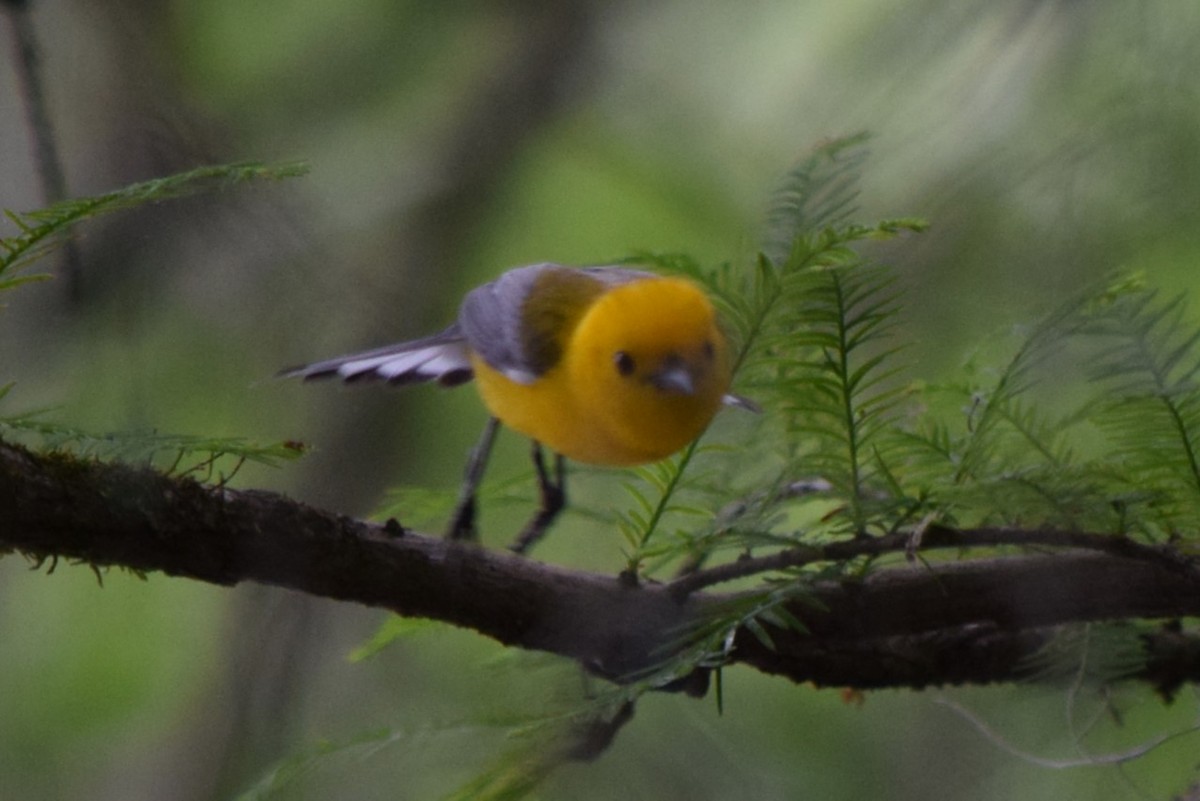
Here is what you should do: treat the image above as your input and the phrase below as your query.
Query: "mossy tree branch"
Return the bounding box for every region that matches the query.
[2,438,1199,696]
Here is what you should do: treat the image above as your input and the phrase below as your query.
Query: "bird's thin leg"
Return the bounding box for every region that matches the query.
[508,443,566,554]
[445,416,500,542]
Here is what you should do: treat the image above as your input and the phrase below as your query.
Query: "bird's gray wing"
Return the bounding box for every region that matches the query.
[278,324,473,387]
[458,263,654,384]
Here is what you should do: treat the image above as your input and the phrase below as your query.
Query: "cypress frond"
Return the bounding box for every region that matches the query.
[1084,288,1200,530]
[767,264,910,535]
[619,138,926,570]
[0,413,306,480]
[761,132,872,266]
[0,161,308,287]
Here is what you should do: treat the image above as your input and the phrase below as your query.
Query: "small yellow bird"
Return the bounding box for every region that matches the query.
[283,262,737,551]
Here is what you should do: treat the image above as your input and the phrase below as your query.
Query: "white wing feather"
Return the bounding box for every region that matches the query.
[279,327,473,387]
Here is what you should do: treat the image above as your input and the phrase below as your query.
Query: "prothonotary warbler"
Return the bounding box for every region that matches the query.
[283,262,740,552]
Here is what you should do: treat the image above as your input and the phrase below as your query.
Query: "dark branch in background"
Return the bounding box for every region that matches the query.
[3,0,84,302]
[4,438,1200,696]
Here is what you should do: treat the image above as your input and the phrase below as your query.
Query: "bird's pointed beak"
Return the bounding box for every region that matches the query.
[650,361,696,395]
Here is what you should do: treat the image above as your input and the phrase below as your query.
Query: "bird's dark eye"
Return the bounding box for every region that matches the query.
[614,351,636,376]
[702,340,715,360]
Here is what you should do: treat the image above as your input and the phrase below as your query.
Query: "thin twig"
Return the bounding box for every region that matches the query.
[668,524,1197,598]
[934,695,1200,769]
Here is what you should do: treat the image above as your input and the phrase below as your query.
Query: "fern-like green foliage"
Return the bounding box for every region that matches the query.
[0,161,310,481]
[628,167,1200,575]
[554,136,1200,712]
[0,161,308,289]
[893,288,1105,530]
[768,262,909,536]
[0,406,307,481]
[759,131,872,265]
[1084,285,1200,535]
[611,136,928,575]
[893,274,1200,539]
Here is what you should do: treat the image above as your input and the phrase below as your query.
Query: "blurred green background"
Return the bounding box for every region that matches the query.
[3,1,1199,799]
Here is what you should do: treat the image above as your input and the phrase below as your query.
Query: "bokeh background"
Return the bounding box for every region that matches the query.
[3,2,1199,799]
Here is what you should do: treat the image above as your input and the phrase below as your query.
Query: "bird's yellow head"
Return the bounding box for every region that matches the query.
[565,276,732,465]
